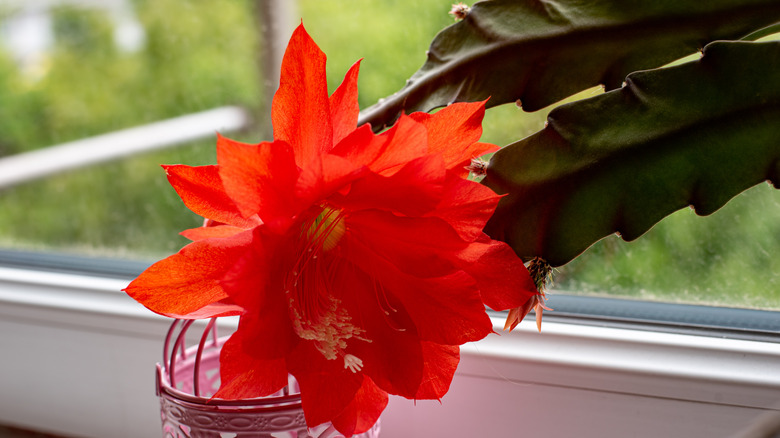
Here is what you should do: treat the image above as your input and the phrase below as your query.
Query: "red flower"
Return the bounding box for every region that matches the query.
[124,24,538,436]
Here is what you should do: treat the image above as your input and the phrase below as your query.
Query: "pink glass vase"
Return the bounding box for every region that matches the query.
[157,319,381,438]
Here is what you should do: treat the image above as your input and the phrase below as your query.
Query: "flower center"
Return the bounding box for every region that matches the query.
[306,206,346,252]
[286,205,369,370]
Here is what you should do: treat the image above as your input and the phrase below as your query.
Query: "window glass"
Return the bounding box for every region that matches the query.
[0,0,777,313]
[554,183,780,311]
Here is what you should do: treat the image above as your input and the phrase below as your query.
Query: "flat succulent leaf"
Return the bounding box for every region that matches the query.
[358,0,780,130]
[483,41,780,267]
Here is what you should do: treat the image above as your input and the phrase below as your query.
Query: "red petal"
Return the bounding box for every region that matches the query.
[219,228,281,309]
[180,224,246,241]
[409,101,498,175]
[330,376,388,437]
[425,172,502,241]
[216,135,299,223]
[504,296,539,332]
[163,164,258,229]
[329,123,375,163]
[213,328,289,399]
[342,220,492,344]
[414,342,459,400]
[232,309,299,361]
[123,231,253,318]
[331,115,428,175]
[214,228,299,359]
[330,60,361,146]
[296,152,365,206]
[344,211,466,279]
[272,24,333,166]
[455,234,539,311]
[335,155,445,216]
[334,260,424,398]
[384,269,492,345]
[288,342,364,428]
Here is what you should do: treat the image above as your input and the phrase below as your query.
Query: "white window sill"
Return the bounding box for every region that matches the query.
[0,266,778,437]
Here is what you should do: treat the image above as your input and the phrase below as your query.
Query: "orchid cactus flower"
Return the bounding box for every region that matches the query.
[125,24,539,436]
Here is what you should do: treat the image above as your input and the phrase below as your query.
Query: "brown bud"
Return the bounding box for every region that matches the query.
[449,3,471,20]
[465,157,488,177]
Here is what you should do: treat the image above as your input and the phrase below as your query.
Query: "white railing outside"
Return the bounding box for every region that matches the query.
[0,106,249,189]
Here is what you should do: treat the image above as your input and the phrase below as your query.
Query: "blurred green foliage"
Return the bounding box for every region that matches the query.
[0,0,261,257]
[556,183,780,309]
[0,0,776,308]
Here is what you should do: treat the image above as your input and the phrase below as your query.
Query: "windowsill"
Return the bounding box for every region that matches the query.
[1,265,778,437]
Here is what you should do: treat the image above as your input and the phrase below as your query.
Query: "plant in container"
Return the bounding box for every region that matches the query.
[126,0,780,436]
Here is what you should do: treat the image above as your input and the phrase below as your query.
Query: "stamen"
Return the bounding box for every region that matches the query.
[285,204,370,363]
[372,277,406,331]
[343,354,363,373]
[373,278,397,314]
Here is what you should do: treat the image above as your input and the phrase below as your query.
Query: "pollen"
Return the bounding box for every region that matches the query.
[289,295,368,361]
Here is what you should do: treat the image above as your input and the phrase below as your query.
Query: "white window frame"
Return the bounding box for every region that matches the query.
[1,265,779,438]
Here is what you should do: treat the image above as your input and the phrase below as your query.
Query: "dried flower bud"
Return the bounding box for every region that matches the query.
[465,157,488,177]
[449,3,471,20]
[527,257,554,292]
[502,257,555,332]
